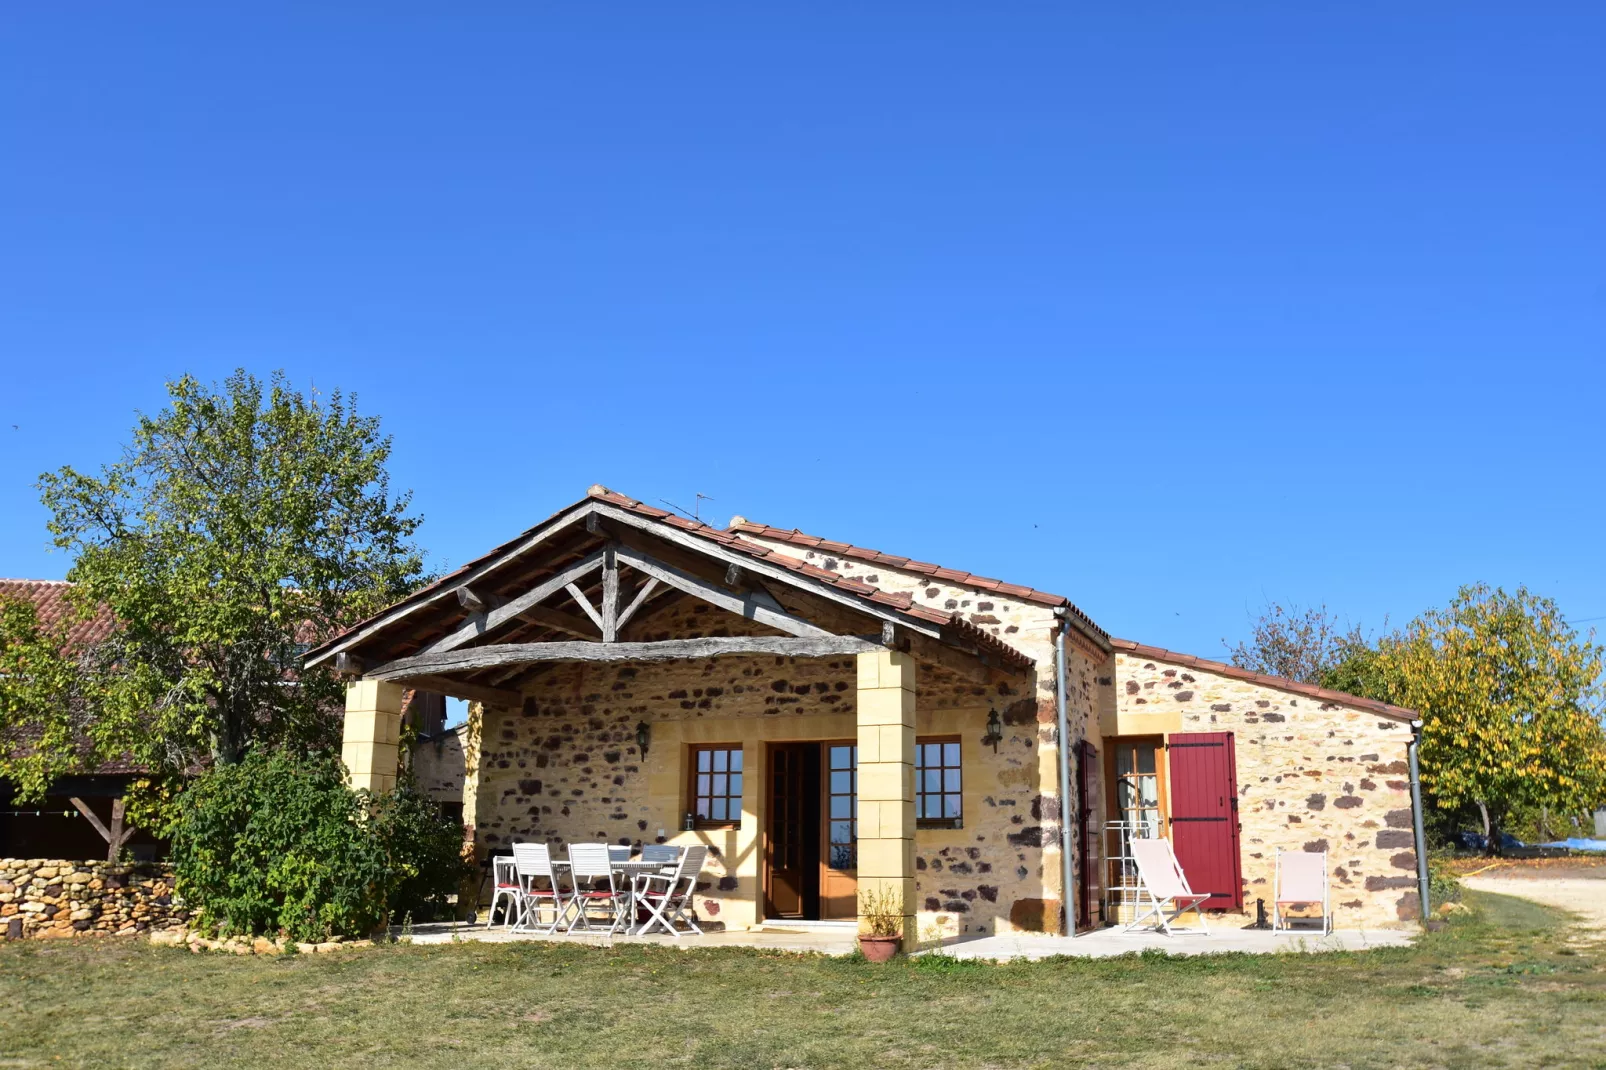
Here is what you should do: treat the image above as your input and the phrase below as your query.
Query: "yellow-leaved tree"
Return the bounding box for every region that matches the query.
[1385,584,1606,854]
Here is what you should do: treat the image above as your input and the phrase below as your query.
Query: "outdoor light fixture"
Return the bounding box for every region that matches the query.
[983,708,1003,752]
[635,720,651,757]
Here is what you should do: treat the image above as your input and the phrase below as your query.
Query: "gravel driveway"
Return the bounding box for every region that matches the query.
[1463,870,1606,935]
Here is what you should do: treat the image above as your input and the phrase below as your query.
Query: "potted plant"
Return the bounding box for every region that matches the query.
[857,885,905,963]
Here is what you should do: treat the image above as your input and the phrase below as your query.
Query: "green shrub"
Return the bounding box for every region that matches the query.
[170,750,469,942]
[1427,849,1463,905]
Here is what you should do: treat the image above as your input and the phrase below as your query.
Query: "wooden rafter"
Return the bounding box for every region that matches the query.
[424,550,606,655]
[613,577,659,633]
[386,674,524,709]
[613,545,834,639]
[565,582,605,632]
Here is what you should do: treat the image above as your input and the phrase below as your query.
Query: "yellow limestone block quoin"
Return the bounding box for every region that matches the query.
[342,680,406,792]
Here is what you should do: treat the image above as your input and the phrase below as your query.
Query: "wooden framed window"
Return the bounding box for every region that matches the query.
[1112,739,1164,839]
[915,737,963,829]
[688,745,744,829]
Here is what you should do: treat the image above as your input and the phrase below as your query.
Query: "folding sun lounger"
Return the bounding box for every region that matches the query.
[1273,848,1332,935]
[1125,838,1211,935]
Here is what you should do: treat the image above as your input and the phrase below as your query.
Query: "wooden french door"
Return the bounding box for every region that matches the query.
[765,741,857,921]
[1166,732,1243,910]
[767,744,810,918]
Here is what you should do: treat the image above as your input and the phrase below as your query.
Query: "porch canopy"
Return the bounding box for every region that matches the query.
[305,486,1029,709]
[303,485,1033,945]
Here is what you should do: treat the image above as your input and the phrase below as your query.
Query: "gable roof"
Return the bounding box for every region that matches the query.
[1109,638,1417,721]
[306,487,1036,674]
[726,518,1109,645]
[719,513,1411,721]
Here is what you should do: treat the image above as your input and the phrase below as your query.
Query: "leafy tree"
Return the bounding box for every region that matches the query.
[0,597,114,802]
[0,370,427,805]
[1226,601,1366,684]
[170,749,469,941]
[1324,584,1606,854]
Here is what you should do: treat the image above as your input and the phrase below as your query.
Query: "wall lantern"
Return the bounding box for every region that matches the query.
[983,708,1003,752]
[635,720,651,758]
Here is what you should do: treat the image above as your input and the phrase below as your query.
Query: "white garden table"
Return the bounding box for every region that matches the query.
[550,858,676,933]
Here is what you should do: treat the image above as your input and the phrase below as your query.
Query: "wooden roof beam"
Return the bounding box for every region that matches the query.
[368,635,886,679]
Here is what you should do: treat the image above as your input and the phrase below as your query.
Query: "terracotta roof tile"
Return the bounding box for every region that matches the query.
[1108,638,1417,722]
[727,520,1109,643]
[586,488,1036,671]
[0,580,117,649]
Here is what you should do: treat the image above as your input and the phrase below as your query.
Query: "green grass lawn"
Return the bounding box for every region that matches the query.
[3,891,1603,1069]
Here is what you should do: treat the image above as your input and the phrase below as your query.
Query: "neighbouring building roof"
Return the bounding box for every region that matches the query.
[0,580,146,778]
[1108,638,1418,722]
[0,580,117,648]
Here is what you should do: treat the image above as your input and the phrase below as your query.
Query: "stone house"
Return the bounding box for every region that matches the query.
[307,486,1422,946]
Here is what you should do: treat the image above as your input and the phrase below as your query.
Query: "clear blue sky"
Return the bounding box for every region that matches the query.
[2,5,1602,662]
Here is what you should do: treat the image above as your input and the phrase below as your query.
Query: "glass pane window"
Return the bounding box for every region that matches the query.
[827,744,857,871]
[915,736,963,829]
[1114,741,1162,840]
[690,745,743,827]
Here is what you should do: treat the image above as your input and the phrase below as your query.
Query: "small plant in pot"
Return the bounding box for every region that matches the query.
[857,885,905,963]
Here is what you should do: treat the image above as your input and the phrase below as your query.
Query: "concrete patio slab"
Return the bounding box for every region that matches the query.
[404,920,1414,959]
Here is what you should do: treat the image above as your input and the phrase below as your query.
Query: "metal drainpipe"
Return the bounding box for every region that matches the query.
[1407,719,1431,923]
[1053,608,1076,937]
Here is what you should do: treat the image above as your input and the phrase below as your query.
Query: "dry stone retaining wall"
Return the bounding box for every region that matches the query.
[0,858,186,939]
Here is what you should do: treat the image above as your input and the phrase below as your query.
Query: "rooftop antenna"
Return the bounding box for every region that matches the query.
[659,493,715,523]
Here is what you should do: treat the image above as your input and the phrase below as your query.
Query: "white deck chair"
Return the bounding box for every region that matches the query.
[510,843,568,934]
[1125,838,1211,935]
[487,855,521,930]
[566,843,627,934]
[633,845,707,936]
[1273,849,1332,935]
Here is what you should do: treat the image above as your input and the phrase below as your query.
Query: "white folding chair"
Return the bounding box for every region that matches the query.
[640,844,681,864]
[633,844,707,936]
[608,844,632,864]
[511,843,569,934]
[487,854,521,930]
[1125,838,1211,935]
[1274,848,1332,935]
[566,843,627,934]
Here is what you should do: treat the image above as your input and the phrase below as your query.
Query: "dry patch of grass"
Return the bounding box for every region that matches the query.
[2,891,1603,1069]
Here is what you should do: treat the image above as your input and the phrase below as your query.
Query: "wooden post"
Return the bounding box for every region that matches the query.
[68,796,136,862]
[855,649,917,950]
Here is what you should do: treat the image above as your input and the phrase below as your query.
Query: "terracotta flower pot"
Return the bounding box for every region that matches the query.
[858,934,902,963]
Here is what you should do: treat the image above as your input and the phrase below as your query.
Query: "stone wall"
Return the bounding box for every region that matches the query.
[411,724,469,808]
[0,859,186,939]
[471,592,1057,934]
[1103,653,1419,928]
[729,531,1107,930]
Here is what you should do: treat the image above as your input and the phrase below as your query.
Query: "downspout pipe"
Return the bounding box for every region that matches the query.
[1053,608,1076,937]
[1407,719,1431,924]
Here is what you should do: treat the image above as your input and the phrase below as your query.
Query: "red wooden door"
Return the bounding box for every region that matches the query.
[1166,732,1243,910]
